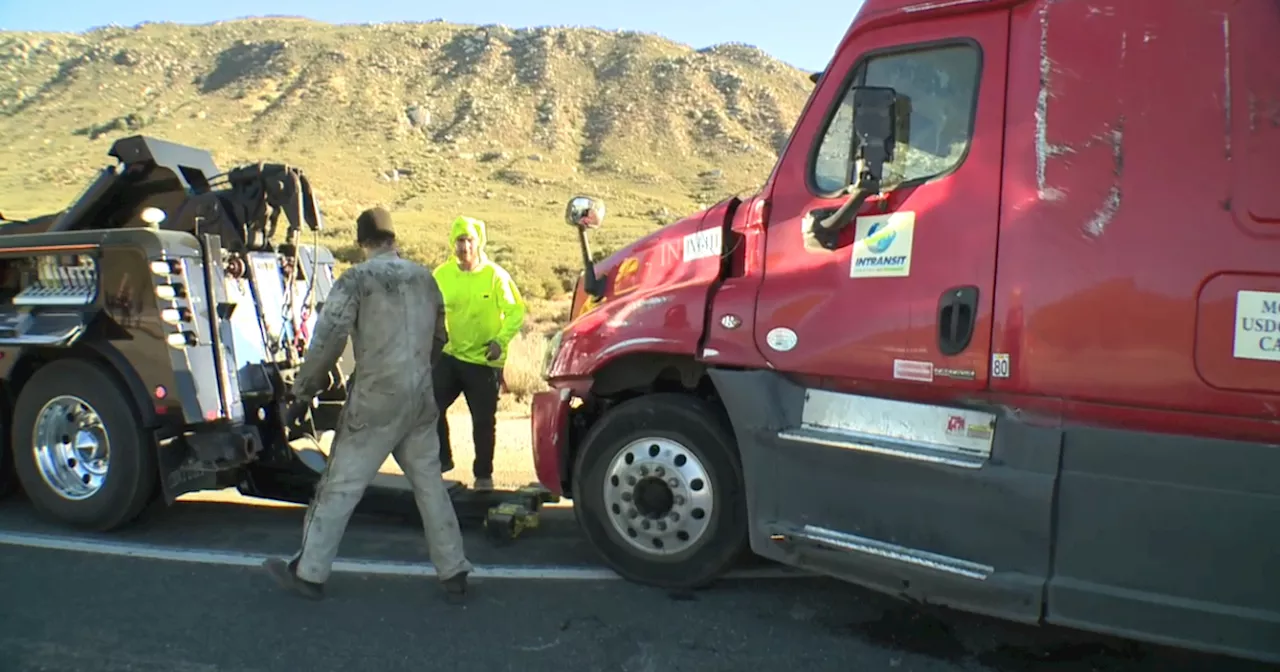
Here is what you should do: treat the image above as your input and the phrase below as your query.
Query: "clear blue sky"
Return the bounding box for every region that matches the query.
[0,0,863,72]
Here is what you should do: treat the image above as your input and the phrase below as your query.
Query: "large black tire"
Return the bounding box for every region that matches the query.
[12,358,157,531]
[572,393,748,589]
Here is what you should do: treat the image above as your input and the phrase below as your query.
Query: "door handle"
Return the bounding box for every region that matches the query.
[937,285,979,356]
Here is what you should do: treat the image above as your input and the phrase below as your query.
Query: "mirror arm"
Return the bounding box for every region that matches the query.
[564,194,607,298]
[811,158,881,249]
[578,226,606,299]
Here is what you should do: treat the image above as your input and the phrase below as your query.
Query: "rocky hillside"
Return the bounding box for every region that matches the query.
[0,18,813,296]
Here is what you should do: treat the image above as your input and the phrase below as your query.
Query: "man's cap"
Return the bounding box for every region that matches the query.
[356,207,395,244]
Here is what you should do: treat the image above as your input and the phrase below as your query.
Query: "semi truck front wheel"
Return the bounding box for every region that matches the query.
[572,393,748,589]
[11,358,156,531]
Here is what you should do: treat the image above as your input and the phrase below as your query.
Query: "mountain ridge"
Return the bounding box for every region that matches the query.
[0,17,814,296]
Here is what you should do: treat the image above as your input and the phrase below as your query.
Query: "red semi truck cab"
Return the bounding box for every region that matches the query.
[532,0,1280,662]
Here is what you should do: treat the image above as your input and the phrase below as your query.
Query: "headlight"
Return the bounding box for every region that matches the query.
[540,327,560,378]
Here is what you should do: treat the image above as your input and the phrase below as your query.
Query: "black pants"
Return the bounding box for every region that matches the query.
[433,354,501,479]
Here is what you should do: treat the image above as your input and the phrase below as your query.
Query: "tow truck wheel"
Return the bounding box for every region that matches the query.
[572,393,747,590]
[11,358,156,531]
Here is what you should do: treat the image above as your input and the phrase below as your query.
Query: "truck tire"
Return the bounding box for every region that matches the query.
[11,358,157,531]
[572,393,748,590]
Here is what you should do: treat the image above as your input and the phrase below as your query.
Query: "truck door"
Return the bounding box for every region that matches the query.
[756,16,1005,390]
[727,8,1051,623]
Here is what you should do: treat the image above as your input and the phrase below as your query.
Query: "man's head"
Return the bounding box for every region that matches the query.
[449,216,487,270]
[356,207,396,254]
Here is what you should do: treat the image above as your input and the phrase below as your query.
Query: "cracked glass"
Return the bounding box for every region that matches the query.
[812,43,981,193]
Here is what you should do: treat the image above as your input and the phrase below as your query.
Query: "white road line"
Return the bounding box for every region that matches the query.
[0,530,812,581]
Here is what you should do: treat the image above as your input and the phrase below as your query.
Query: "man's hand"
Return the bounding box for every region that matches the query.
[485,340,502,361]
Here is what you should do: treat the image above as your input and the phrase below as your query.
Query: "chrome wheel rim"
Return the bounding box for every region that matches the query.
[32,395,110,501]
[602,437,714,557]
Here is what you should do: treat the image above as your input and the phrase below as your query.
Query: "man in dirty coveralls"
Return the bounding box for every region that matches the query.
[262,207,474,603]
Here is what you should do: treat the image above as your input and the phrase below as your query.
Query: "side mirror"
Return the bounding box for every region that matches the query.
[565,196,605,231]
[805,85,899,252]
[848,85,897,188]
[564,196,607,300]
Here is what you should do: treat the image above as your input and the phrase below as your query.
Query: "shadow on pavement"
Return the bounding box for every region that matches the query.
[807,588,1274,672]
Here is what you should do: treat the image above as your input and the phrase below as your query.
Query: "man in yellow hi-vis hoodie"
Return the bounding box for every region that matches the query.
[433,216,526,491]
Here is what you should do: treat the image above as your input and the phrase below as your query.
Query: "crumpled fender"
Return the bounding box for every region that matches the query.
[547,197,740,381]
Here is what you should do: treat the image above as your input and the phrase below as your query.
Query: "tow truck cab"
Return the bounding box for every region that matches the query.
[533,0,1280,663]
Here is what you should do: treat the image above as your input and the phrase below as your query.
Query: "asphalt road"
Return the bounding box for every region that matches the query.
[0,490,609,570]
[0,493,1274,672]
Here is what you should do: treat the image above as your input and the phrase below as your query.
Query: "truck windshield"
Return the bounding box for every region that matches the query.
[813,42,981,193]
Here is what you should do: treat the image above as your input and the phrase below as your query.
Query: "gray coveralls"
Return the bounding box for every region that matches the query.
[287,247,473,584]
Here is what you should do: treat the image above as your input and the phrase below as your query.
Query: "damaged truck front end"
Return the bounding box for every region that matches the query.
[531,193,751,587]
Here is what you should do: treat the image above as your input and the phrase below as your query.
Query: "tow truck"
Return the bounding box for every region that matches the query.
[533,0,1280,663]
[0,135,554,542]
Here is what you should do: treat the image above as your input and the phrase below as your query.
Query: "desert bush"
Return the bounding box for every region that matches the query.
[537,276,563,300]
[502,330,548,402]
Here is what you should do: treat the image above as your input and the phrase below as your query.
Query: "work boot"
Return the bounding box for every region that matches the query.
[473,477,493,491]
[263,557,324,601]
[441,570,469,605]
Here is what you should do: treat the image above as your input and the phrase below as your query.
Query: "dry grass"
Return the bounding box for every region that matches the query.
[502,330,550,401]
[0,19,812,303]
[494,295,563,411]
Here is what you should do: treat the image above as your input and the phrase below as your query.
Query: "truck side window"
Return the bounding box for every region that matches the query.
[812,42,981,194]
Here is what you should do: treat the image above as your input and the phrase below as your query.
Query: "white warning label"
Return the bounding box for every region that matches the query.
[1233,290,1280,362]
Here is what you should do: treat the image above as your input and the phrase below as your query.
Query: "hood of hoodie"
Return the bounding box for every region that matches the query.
[448,215,488,264]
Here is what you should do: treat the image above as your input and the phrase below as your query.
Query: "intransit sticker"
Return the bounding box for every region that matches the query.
[851,211,915,279]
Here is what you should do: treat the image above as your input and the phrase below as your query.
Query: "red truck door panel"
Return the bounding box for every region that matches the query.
[727,8,1055,624]
[754,17,1005,394]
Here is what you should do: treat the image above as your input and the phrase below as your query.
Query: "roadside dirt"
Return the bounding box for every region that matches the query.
[180,400,540,507]
[375,401,538,490]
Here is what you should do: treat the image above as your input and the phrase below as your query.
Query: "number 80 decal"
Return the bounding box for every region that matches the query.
[991,353,1011,379]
